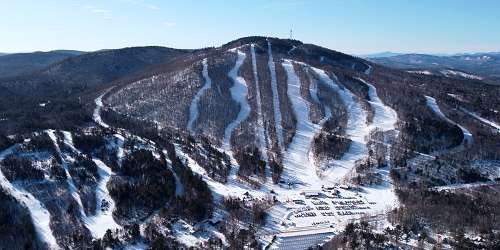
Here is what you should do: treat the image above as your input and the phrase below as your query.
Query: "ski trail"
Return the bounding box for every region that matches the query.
[460,107,500,133]
[86,158,121,238]
[355,78,399,211]
[425,96,473,145]
[432,181,497,191]
[187,58,212,133]
[162,150,184,196]
[309,68,333,124]
[250,44,268,164]
[364,63,372,75]
[46,130,87,219]
[281,60,321,186]
[0,145,60,249]
[62,131,121,238]
[310,68,370,182]
[93,92,110,128]
[223,50,250,150]
[267,40,285,152]
[114,134,125,167]
[356,78,398,131]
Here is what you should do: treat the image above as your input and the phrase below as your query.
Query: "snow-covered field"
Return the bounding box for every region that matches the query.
[0,145,60,249]
[223,49,250,150]
[425,96,473,145]
[187,58,212,133]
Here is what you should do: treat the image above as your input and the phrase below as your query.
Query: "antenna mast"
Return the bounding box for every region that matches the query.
[289,29,293,40]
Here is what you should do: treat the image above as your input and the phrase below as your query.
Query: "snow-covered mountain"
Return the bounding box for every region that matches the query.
[369,52,500,85]
[1,37,499,249]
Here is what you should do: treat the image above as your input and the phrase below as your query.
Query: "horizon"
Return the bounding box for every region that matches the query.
[1,0,500,55]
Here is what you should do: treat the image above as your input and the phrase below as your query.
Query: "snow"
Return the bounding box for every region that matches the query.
[86,158,121,238]
[267,40,285,152]
[171,220,205,247]
[280,60,322,186]
[46,130,88,219]
[440,69,483,80]
[358,78,398,131]
[460,107,500,133]
[310,68,370,182]
[187,58,212,133]
[114,134,126,166]
[432,181,497,192]
[425,96,473,145]
[162,150,184,196]
[251,44,268,164]
[223,50,250,150]
[0,145,60,249]
[175,59,401,249]
[62,131,78,153]
[55,130,122,238]
[93,92,110,128]
[407,70,433,75]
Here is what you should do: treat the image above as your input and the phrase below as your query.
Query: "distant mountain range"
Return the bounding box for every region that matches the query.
[0,50,86,78]
[367,52,500,84]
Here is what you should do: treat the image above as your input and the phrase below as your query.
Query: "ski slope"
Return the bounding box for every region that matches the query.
[93,92,110,128]
[280,60,321,186]
[114,134,125,167]
[223,50,250,150]
[62,130,121,238]
[310,67,370,181]
[460,107,500,133]
[267,40,285,152]
[86,158,121,238]
[357,78,398,131]
[251,44,268,164]
[187,58,212,133]
[0,145,60,249]
[46,130,87,219]
[425,96,473,145]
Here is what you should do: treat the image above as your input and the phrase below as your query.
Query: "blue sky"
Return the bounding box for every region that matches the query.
[1,0,499,54]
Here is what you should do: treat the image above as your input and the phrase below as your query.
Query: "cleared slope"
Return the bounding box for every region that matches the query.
[223,50,251,150]
[187,58,212,133]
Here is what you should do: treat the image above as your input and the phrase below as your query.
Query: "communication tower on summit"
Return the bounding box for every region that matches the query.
[289,29,293,40]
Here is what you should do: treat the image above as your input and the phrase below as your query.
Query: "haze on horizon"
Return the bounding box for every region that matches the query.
[1,0,499,55]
